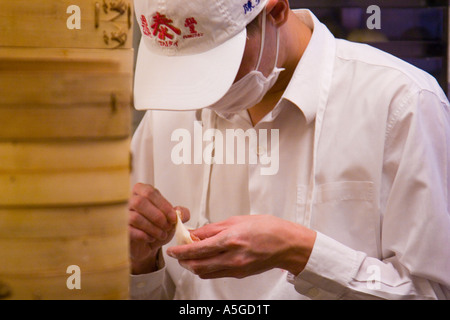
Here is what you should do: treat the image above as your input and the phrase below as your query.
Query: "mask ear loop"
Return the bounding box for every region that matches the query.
[255,8,281,72]
[273,28,281,69]
[255,8,267,71]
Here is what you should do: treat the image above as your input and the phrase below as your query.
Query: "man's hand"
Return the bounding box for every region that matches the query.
[166,215,316,279]
[128,183,190,274]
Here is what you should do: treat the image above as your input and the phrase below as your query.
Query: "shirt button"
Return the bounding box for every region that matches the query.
[136,282,146,289]
[307,287,320,297]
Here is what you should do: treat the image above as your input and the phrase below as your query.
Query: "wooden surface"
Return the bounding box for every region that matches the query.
[0,266,130,300]
[0,106,131,139]
[0,0,133,49]
[0,168,130,206]
[0,0,134,300]
[0,47,134,73]
[0,204,129,239]
[1,140,130,171]
[0,48,133,139]
[0,232,129,275]
[0,201,131,299]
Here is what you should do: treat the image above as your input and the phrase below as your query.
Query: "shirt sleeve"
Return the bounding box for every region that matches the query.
[289,87,450,300]
[289,233,450,299]
[129,250,176,300]
[130,111,155,187]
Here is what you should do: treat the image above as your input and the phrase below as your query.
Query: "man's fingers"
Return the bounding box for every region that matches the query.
[190,221,227,240]
[132,183,177,224]
[174,206,191,224]
[178,256,226,276]
[177,251,248,279]
[129,226,155,244]
[167,220,232,259]
[167,233,226,260]
[129,211,168,241]
[129,197,172,231]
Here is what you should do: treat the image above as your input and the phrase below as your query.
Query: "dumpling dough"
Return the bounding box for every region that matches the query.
[175,209,198,245]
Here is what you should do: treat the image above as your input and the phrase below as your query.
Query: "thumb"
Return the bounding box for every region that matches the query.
[174,206,190,224]
[191,221,226,240]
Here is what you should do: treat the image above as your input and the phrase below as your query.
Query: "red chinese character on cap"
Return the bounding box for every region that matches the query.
[151,12,181,40]
[185,17,198,34]
[141,15,151,36]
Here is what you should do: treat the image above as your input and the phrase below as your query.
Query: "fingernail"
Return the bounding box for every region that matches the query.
[169,209,178,224]
[166,249,175,258]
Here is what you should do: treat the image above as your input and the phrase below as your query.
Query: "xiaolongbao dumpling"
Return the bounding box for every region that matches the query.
[174,209,199,245]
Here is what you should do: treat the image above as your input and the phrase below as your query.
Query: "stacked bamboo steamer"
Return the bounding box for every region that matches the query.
[0,0,134,299]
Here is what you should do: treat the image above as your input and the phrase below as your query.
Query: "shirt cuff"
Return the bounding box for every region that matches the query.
[287,232,366,299]
[129,250,166,300]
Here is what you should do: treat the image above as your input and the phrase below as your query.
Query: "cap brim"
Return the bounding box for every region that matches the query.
[134,28,247,111]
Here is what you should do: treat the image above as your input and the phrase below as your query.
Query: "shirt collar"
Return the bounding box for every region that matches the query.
[280,9,337,125]
[209,10,336,126]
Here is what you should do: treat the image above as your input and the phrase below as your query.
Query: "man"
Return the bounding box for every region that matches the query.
[129,0,450,299]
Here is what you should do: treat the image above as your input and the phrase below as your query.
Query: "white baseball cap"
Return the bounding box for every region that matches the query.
[134,0,269,111]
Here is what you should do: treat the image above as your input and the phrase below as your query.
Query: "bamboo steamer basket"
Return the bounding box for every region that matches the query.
[0,0,133,300]
[0,140,131,206]
[0,48,133,139]
[0,205,129,300]
[0,0,133,49]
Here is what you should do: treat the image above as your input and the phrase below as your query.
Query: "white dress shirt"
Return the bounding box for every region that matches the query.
[129,10,450,300]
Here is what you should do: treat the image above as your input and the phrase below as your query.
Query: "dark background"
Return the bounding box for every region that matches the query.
[289,0,449,95]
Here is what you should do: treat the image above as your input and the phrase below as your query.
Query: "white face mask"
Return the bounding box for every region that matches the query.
[207,10,284,117]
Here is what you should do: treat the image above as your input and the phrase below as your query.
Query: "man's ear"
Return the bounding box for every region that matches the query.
[265,0,290,27]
